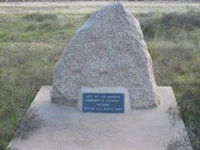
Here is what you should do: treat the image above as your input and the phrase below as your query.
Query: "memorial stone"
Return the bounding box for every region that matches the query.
[51,3,160,109]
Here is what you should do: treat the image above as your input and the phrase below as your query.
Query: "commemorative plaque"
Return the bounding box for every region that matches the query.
[82,93,124,113]
[79,87,130,113]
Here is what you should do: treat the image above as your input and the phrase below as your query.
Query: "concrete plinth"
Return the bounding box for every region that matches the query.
[8,86,193,150]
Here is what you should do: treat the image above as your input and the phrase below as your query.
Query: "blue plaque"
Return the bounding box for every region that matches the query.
[82,93,124,113]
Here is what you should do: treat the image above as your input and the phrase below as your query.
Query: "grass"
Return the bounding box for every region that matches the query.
[0,5,199,150]
[166,132,191,150]
[0,12,88,149]
[13,108,44,140]
[138,11,200,150]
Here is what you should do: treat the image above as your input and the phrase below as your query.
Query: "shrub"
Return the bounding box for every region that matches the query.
[22,13,57,22]
[161,11,200,30]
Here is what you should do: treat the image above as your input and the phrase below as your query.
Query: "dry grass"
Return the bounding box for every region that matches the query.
[166,132,192,150]
[14,108,44,140]
[0,2,200,14]
[0,3,199,150]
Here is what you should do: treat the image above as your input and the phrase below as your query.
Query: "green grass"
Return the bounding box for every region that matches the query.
[0,12,89,149]
[138,12,200,149]
[0,10,199,150]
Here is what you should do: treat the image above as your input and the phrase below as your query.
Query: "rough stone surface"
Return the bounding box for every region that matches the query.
[51,3,160,108]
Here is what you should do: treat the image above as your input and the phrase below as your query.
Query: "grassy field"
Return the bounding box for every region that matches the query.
[0,2,200,150]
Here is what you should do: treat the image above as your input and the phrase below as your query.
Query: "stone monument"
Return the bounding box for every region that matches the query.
[8,3,193,150]
[51,3,160,109]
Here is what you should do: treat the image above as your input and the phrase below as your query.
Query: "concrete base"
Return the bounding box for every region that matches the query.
[8,86,193,150]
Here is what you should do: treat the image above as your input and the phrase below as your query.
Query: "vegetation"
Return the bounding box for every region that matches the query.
[14,108,44,140]
[0,12,87,149]
[138,11,200,149]
[0,7,199,150]
[166,132,191,150]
